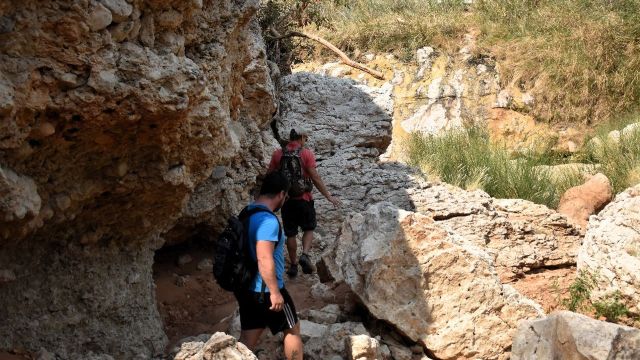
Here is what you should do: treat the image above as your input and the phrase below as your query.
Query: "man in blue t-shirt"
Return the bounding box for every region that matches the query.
[234,172,303,360]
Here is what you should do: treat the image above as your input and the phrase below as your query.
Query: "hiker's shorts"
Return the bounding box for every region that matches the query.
[281,199,316,237]
[233,287,298,335]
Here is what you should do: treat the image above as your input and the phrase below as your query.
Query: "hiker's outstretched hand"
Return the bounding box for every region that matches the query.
[328,195,342,208]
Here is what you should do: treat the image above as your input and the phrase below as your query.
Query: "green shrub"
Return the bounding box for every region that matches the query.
[593,291,630,323]
[563,270,597,313]
[406,127,582,208]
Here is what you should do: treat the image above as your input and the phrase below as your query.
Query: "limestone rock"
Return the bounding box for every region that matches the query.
[512,311,640,360]
[0,165,41,222]
[577,185,640,314]
[324,202,543,360]
[171,332,257,360]
[558,173,613,229]
[302,321,388,360]
[87,3,113,31]
[299,304,342,325]
[99,0,132,23]
[348,334,391,360]
[409,185,582,281]
[0,0,276,357]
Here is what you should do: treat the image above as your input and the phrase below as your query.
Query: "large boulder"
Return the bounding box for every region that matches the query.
[512,311,640,360]
[557,173,613,229]
[0,0,276,357]
[323,202,543,360]
[410,185,583,281]
[577,185,640,314]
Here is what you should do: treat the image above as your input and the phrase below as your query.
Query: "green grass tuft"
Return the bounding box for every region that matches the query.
[406,127,583,208]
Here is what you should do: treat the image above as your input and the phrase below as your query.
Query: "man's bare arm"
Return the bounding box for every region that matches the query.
[256,241,284,311]
[307,167,341,207]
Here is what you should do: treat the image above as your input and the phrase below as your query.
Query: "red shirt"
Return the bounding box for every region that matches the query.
[268,141,317,201]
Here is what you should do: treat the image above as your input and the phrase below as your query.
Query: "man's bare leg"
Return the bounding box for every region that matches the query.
[283,322,303,360]
[239,328,264,351]
[301,230,314,255]
[286,235,298,265]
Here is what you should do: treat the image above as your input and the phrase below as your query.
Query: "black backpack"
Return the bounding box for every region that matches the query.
[213,207,281,292]
[279,147,313,197]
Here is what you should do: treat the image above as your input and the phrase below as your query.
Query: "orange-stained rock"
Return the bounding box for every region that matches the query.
[558,173,613,229]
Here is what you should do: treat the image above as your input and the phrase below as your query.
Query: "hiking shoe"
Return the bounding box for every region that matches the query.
[299,253,314,274]
[287,263,299,278]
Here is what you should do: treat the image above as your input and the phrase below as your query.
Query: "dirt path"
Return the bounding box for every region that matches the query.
[154,244,348,353]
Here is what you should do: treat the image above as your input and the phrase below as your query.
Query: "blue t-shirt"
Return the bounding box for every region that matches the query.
[246,203,285,292]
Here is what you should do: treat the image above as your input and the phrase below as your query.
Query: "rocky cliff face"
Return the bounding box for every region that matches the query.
[0,0,276,357]
[294,40,588,157]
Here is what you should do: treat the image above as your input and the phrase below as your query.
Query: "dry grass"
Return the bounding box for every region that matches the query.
[305,0,640,125]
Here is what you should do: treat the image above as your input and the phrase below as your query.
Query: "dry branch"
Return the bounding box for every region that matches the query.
[269,28,385,80]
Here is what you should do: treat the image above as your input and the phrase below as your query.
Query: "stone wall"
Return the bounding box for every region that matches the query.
[0,0,276,357]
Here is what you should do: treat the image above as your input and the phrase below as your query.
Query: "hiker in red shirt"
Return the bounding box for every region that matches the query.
[268,128,341,277]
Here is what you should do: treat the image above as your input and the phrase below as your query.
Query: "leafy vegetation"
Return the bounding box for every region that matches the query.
[561,271,632,324]
[563,270,597,313]
[406,127,583,208]
[593,291,630,323]
[306,0,640,125]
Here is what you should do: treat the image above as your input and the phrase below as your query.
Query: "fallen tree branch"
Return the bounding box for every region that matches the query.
[269,28,385,80]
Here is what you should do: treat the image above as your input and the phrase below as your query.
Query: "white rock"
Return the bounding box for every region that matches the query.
[99,0,132,23]
[495,89,512,108]
[0,166,41,222]
[426,77,443,99]
[172,332,257,360]
[349,334,391,360]
[87,69,119,93]
[416,46,434,65]
[577,184,640,313]
[87,3,112,31]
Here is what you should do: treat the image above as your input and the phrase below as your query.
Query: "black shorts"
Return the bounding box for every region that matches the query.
[233,287,298,335]
[281,199,316,237]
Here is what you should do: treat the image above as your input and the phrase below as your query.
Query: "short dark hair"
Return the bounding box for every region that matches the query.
[260,172,290,196]
[290,129,302,141]
[289,128,309,141]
